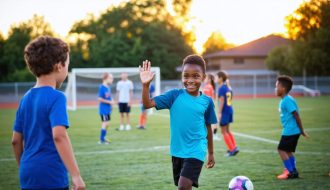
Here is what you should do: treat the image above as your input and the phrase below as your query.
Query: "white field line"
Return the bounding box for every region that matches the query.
[2,145,329,162]
[250,127,330,135]
[233,132,278,144]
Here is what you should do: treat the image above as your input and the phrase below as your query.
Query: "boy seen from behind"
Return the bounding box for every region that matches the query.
[11,36,85,190]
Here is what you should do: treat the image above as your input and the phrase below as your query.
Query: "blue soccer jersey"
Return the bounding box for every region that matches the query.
[13,86,69,189]
[154,89,218,162]
[98,84,112,115]
[218,83,233,115]
[279,95,301,136]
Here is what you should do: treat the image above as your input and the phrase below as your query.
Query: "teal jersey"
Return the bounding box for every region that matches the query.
[279,95,301,136]
[154,89,217,162]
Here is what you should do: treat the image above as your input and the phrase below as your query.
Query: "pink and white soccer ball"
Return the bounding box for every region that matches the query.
[228,176,253,190]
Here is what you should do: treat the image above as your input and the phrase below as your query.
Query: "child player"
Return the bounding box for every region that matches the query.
[11,36,85,190]
[98,73,115,144]
[276,75,309,179]
[139,55,217,190]
[217,71,239,156]
[202,74,220,141]
[137,83,155,129]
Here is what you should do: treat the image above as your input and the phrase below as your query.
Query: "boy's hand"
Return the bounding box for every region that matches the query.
[109,100,116,105]
[72,175,85,190]
[206,153,215,169]
[302,131,310,138]
[139,60,155,85]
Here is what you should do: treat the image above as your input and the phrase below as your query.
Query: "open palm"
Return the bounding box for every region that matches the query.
[139,60,155,85]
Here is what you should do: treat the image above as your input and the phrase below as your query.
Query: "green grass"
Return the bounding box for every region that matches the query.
[1,97,330,190]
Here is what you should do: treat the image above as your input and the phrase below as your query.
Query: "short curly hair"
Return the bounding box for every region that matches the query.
[277,75,293,93]
[182,54,206,74]
[24,36,69,77]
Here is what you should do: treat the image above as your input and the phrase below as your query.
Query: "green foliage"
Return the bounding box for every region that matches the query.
[267,0,330,76]
[69,0,194,79]
[202,31,234,55]
[0,15,56,82]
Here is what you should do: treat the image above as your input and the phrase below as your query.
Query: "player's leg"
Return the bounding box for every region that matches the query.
[99,115,110,144]
[277,135,296,179]
[178,158,203,190]
[221,126,235,153]
[227,114,237,150]
[118,103,125,130]
[125,104,131,130]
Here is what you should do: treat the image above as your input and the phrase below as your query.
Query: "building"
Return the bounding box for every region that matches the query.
[203,34,291,71]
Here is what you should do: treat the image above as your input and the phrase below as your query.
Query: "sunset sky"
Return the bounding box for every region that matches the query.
[0,0,306,53]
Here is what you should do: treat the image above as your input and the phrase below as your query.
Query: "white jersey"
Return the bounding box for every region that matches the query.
[116,80,134,103]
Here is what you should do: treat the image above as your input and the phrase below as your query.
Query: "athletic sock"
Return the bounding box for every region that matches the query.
[100,128,107,141]
[139,114,144,126]
[213,128,217,134]
[223,134,235,151]
[283,159,294,173]
[289,156,296,170]
[228,132,237,148]
[142,114,147,126]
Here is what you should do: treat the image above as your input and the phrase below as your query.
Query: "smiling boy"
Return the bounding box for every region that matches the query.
[139,55,217,190]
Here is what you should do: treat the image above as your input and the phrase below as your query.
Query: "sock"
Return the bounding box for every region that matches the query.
[228,132,237,148]
[223,134,235,151]
[143,115,147,126]
[213,128,217,134]
[100,128,107,141]
[139,114,144,126]
[283,159,294,173]
[289,156,296,170]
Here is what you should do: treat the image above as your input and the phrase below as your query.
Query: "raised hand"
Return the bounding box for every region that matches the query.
[139,60,155,85]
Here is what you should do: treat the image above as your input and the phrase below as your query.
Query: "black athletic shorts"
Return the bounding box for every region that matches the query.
[118,103,131,113]
[100,114,111,122]
[278,134,300,152]
[22,187,69,190]
[172,156,204,188]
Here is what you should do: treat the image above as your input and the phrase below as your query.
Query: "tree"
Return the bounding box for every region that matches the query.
[202,31,234,55]
[267,0,330,76]
[0,15,56,82]
[69,0,194,79]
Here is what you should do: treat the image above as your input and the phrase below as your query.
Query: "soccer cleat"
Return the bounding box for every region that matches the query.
[226,147,240,157]
[104,138,111,143]
[125,125,131,130]
[277,169,289,180]
[288,169,299,179]
[118,125,124,131]
[137,126,146,130]
[97,141,109,145]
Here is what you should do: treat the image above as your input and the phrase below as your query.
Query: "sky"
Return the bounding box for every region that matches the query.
[0,0,306,53]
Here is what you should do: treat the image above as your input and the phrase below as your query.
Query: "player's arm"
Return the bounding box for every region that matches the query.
[98,97,115,105]
[206,124,215,169]
[11,131,23,167]
[53,126,85,190]
[139,60,155,109]
[218,96,225,118]
[292,111,309,138]
[129,88,133,106]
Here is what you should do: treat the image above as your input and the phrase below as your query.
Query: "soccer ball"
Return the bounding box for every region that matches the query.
[228,176,253,190]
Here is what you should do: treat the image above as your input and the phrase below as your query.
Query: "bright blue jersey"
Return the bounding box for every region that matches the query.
[279,95,301,136]
[154,89,217,162]
[98,84,112,115]
[218,83,233,114]
[13,86,69,189]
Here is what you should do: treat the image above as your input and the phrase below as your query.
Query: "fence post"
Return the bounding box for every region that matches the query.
[314,76,318,90]
[253,74,257,99]
[15,82,18,100]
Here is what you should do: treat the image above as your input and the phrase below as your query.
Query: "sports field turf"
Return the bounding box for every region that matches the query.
[0,97,330,190]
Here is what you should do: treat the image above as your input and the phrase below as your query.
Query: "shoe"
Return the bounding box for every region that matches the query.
[288,169,299,179]
[213,135,221,141]
[97,141,109,145]
[277,169,289,180]
[125,125,131,131]
[226,147,239,157]
[104,138,111,143]
[137,126,146,130]
[117,125,124,131]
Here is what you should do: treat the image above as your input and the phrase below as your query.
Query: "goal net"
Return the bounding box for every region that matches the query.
[65,67,161,111]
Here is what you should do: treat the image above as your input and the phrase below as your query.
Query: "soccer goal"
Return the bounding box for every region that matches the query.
[65,67,161,111]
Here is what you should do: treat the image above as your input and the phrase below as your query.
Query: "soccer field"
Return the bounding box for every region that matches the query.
[1,97,330,190]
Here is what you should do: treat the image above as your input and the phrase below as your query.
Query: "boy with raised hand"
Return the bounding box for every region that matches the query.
[275,75,309,180]
[11,36,85,190]
[98,73,115,144]
[139,55,217,190]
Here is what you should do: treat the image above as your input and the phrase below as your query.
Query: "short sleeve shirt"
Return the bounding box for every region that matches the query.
[279,95,301,135]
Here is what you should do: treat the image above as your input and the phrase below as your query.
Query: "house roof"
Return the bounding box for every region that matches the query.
[204,34,291,59]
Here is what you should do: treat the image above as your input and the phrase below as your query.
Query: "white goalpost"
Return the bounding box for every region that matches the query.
[65,67,161,111]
